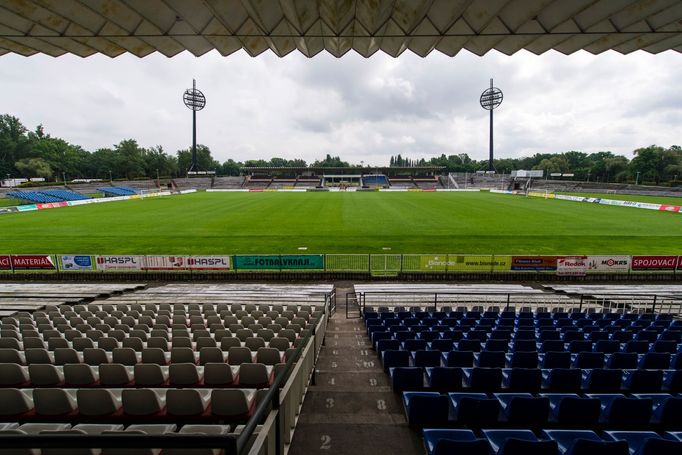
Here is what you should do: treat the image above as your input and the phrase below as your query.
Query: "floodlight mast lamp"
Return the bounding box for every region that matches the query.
[183,79,206,174]
[480,78,503,172]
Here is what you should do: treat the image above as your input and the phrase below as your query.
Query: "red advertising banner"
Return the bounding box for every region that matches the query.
[0,255,11,271]
[11,255,56,270]
[511,256,557,271]
[631,256,678,270]
[678,256,682,270]
[659,205,681,213]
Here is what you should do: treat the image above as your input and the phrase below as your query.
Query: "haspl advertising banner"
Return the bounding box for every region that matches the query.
[511,256,557,271]
[557,256,588,276]
[0,255,11,271]
[11,255,57,270]
[631,256,678,270]
[586,256,631,273]
[58,255,95,271]
[95,255,145,271]
[187,256,230,271]
[234,255,324,270]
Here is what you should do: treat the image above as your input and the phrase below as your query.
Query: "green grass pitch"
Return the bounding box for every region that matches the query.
[0,191,681,254]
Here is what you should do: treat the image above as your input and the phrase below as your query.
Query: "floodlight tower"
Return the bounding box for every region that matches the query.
[183,79,206,173]
[480,79,503,172]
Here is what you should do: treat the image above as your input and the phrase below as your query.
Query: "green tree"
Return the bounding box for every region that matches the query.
[176,145,220,174]
[14,157,53,179]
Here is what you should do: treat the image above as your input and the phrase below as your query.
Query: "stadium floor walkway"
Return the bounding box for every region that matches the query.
[289,283,423,455]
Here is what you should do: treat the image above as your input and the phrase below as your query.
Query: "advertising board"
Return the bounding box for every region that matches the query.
[631,256,678,270]
[58,255,95,271]
[234,255,324,270]
[511,256,557,271]
[557,256,587,276]
[586,256,631,273]
[11,255,57,270]
[95,255,145,271]
[447,255,512,272]
[143,256,190,270]
[0,255,11,271]
[188,256,231,271]
[659,205,681,213]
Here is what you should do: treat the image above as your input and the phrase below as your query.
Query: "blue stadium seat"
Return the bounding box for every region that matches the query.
[402,392,448,426]
[575,352,605,369]
[430,339,454,351]
[640,352,670,369]
[375,339,400,355]
[509,351,538,368]
[482,429,558,455]
[542,351,571,369]
[465,367,502,392]
[512,340,538,352]
[624,369,663,393]
[444,350,474,368]
[542,430,628,455]
[635,394,682,429]
[544,393,600,426]
[582,369,623,393]
[403,339,428,351]
[390,367,423,392]
[496,393,549,426]
[607,352,638,369]
[382,350,410,370]
[448,392,500,427]
[413,350,442,368]
[425,367,463,391]
[543,368,582,392]
[503,368,541,393]
[589,394,653,427]
[423,429,491,455]
[604,431,678,455]
[477,351,506,368]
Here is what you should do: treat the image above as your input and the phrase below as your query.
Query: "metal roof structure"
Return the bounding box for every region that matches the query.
[0,0,681,58]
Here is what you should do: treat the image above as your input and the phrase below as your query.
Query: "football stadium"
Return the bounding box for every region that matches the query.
[1,2,682,455]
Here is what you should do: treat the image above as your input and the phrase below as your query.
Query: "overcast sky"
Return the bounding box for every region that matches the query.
[1,48,680,166]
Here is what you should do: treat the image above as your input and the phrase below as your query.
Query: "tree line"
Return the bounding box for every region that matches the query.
[1,114,680,185]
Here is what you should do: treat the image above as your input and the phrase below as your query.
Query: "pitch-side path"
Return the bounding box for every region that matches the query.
[289,282,423,455]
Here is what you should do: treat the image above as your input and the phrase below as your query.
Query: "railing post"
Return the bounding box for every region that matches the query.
[579,295,584,312]
[506,293,510,310]
[434,293,438,312]
[652,295,657,314]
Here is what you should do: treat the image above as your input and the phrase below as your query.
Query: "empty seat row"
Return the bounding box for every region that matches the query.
[0,361,283,388]
[0,345,290,366]
[422,428,682,455]
[2,321,308,340]
[366,307,675,320]
[0,333,296,352]
[5,311,314,328]
[403,391,682,429]
[0,422,232,455]
[390,367,682,394]
[0,387,260,422]
[381,348,682,371]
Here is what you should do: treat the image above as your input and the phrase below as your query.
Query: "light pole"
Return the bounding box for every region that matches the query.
[183,79,206,174]
[108,170,112,183]
[156,168,160,188]
[636,171,641,185]
[480,78,503,172]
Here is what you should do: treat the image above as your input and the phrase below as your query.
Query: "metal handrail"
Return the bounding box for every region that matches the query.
[0,299,329,454]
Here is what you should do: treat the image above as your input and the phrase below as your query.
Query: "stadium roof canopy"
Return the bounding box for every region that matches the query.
[0,0,681,58]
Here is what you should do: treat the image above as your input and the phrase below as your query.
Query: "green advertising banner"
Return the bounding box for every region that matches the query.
[234,255,324,270]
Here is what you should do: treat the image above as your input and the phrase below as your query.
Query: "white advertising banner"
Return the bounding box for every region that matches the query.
[557,256,588,276]
[586,255,631,273]
[143,256,190,270]
[96,255,145,271]
[188,256,231,270]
